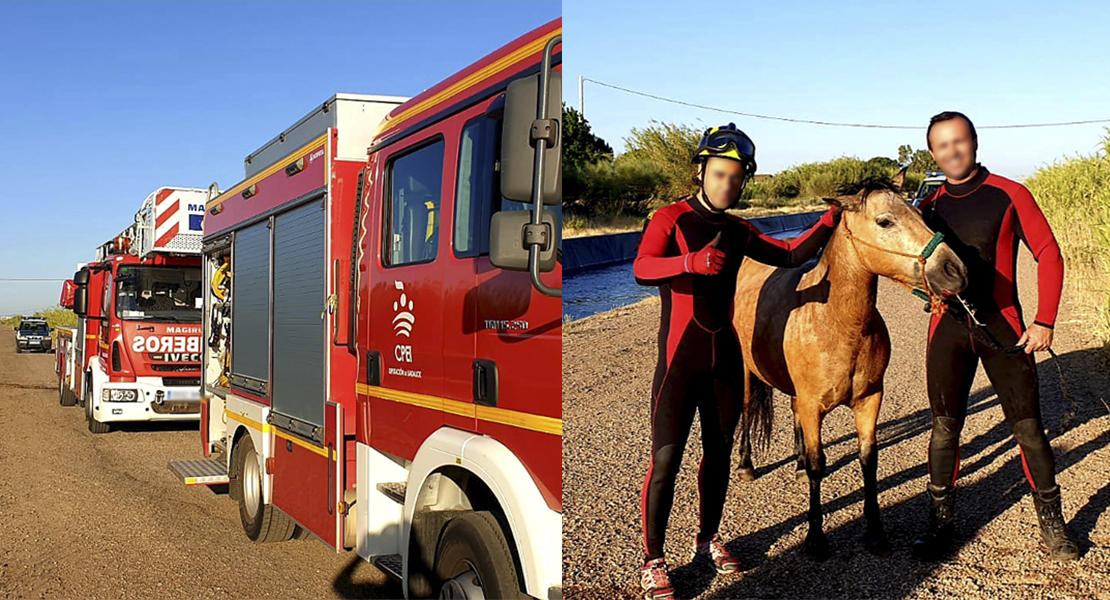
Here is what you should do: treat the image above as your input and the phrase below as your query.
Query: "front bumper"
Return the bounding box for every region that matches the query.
[17,338,50,350]
[92,382,201,423]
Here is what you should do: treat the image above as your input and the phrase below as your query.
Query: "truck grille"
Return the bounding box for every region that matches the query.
[162,377,201,387]
[151,364,196,373]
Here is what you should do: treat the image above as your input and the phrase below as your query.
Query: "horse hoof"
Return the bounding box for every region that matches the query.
[804,533,831,561]
[738,467,757,482]
[795,469,808,483]
[863,533,892,558]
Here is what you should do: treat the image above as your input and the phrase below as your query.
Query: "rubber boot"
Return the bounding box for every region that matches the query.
[911,483,956,561]
[1032,485,1079,561]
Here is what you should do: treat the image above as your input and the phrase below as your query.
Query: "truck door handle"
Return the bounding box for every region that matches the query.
[365,351,382,387]
[472,359,498,407]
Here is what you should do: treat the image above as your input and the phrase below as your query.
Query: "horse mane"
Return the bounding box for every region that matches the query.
[836,176,899,197]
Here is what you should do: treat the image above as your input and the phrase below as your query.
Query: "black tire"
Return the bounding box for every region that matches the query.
[15,345,22,354]
[233,436,296,543]
[434,511,523,599]
[87,414,110,434]
[60,376,75,407]
[85,378,109,433]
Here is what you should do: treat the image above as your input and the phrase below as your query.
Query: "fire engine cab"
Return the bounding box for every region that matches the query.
[168,19,562,600]
[58,187,208,433]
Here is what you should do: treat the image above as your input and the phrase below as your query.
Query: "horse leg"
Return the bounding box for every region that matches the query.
[737,423,756,482]
[737,367,758,481]
[798,402,830,560]
[793,405,807,482]
[854,391,891,557]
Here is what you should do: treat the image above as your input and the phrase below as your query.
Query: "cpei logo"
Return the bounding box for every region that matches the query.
[392,281,415,337]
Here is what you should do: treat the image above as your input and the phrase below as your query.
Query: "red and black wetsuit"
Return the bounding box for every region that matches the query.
[634,195,838,561]
[919,165,1064,492]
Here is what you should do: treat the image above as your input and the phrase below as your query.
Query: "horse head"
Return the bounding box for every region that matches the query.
[823,169,967,298]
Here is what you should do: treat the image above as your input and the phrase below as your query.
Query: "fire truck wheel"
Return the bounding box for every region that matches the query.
[434,512,523,600]
[234,437,296,543]
[60,377,75,406]
[87,415,110,434]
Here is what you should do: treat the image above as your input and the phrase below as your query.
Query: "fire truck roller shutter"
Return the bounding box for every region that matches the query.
[231,221,270,387]
[271,199,326,431]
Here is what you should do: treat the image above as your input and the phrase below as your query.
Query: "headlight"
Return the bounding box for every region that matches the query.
[101,388,138,402]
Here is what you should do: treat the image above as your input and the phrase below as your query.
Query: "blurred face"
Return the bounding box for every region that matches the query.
[700,157,745,210]
[928,118,977,180]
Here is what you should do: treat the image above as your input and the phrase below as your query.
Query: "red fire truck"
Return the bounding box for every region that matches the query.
[57,188,208,433]
[168,19,562,599]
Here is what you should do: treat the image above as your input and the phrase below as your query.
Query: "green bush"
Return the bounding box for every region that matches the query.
[622,121,702,201]
[564,154,669,219]
[563,118,937,222]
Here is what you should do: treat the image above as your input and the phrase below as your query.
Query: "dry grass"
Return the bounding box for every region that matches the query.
[1025,135,1110,344]
[563,213,645,238]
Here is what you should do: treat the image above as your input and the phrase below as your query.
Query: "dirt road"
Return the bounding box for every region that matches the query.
[563,250,1110,599]
[0,330,401,599]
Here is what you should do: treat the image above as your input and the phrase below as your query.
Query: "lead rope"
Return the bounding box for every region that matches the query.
[842,218,1092,431]
[949,295,1089,431]
[841,219,948,316]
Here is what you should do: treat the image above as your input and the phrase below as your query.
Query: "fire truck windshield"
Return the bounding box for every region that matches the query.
[115,265,202,323]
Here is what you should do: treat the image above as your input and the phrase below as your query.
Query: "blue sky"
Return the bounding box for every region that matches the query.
[0,0,558,314]
[563,0,1110,178]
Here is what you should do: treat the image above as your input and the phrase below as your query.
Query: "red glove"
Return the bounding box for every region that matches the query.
[685,232,725,275]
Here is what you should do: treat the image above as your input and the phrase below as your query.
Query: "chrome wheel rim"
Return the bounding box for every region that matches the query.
[242,443,261,520]
[438,563,485,600]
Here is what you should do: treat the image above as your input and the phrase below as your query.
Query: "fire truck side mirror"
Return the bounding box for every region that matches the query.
[72,268,90,317]
[73,287,88,318]
[489,210,558,272]
[500,72,561,205]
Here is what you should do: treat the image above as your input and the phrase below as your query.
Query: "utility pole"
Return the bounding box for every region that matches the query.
[578,75,584,117]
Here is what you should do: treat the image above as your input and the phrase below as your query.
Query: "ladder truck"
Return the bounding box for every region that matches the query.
[60,187,208,433]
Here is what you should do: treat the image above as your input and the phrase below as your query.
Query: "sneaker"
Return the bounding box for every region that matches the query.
[640,558,675,600]
[693,533,742,574]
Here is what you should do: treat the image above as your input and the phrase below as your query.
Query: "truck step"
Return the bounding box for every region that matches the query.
[168,459,229,486]
[373,554,403,581]
[376,482,406,505]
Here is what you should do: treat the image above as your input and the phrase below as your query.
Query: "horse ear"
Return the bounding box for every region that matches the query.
[891,166,908,191]
[825,195,862,212]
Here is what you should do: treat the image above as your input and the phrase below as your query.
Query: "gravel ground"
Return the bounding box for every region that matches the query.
[563,250,1110,600]
[0,330,401,599]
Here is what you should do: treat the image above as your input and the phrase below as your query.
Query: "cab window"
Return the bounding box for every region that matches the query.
[453,114,561,259]
[383,139,445,267]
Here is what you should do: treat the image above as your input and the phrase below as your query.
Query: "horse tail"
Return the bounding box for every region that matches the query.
[743,367,775,450]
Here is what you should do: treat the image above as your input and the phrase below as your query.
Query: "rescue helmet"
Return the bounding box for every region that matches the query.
[693,123,757,171]
[693,123,757,204]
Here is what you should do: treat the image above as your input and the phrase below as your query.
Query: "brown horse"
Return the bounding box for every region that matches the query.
[732,172,968,559]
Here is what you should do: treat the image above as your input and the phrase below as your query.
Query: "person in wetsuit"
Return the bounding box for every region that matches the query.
[912,111,1079,562]
[634,124,841,599]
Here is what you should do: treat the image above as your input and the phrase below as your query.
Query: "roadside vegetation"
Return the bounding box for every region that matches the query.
[1025,131,1110,344]
[561,105,937,237]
